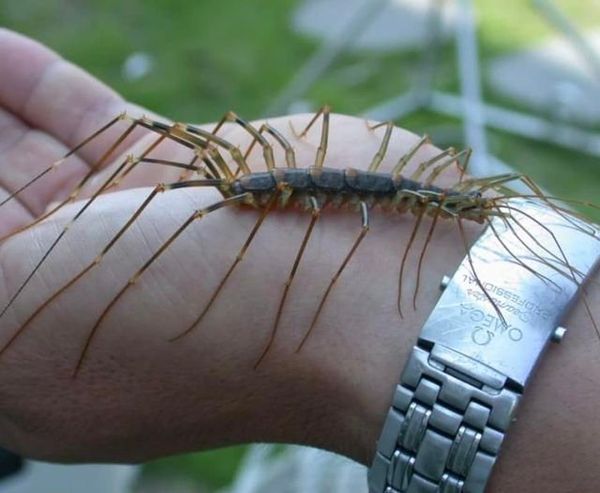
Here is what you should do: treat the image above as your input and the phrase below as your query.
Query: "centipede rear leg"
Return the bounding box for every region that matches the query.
[210,111,276,172]
[73,192,251,376]
[0,114,145,244]
[0,116,174,322]
[0,115,237,353]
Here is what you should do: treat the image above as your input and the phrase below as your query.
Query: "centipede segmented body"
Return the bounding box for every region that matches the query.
[0,106,596,375]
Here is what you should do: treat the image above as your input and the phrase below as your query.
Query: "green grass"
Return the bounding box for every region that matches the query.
[2,0,599,489]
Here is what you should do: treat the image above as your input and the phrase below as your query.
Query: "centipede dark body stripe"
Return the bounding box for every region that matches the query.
[227,168,470,215]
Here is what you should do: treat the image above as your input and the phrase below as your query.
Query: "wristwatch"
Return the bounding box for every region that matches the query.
[367,199,600,493]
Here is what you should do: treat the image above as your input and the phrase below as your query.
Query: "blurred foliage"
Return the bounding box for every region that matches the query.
[1,0,599,490]
[139,446,247,491]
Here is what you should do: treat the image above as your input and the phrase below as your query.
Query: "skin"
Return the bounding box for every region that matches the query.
[0,29,598,492]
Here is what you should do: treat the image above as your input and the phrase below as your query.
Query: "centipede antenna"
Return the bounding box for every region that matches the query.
[294,106,330,168]
[254,196,321,369]
[368,122,393,172]
[500,203,584,286]
[511,194,600,336]
[0,114,125,209]
[392,135,430,177]
[397,207,425,318]
[456,216,507,327]
[424,148,470,187]
[72,193,250,377]
[502,203,578,270]
[502,173,597,239]
[485,216,559,289]
[170,189,280,342]
[495,205,581,283]
[490,193,600,242]
[494,193,600,214]
[412,199,443,310]
[581,290,600,342]
[296,201,369,353]
[498,203,599,339]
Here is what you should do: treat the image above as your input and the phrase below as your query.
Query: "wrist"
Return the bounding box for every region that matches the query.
[296,216,485,464]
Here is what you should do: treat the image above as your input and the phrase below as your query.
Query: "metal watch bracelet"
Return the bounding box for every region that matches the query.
[368,199,600,493]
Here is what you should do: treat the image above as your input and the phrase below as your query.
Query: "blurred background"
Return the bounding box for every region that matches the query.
[0,0,599,491]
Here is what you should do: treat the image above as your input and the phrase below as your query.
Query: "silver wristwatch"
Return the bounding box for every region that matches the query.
[368,199,600,493]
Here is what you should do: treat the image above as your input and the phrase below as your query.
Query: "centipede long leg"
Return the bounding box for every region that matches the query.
[73,193,251,377]
[295,106,330,168]
[0,114,126,210]
[254,196,321,369]
[410,148,455,182]
[367,122,393,172]
[175,122,254,176]
[412,198,444,310]
[296,201,369,353]
[0,117,145,244]
[424,148,471,187]
[170,189,282,342]
[392,135,430,177]
[211,111,276,171]
[244,123,297,170]
[0,177,223,356]
[0,130,172,322]
[397,203,425,318]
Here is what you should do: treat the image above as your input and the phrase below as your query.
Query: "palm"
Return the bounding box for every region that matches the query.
[0,29,157,236]
[0,28,479,463]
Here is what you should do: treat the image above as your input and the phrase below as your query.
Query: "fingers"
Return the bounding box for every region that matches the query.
[0,29,152,166]
[0,107,88,217]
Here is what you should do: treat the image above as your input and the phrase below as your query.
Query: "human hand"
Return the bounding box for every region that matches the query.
[0,29,598,493]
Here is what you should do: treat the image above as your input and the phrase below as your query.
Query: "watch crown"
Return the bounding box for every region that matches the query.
[440,275,451,291]
[551,326,567,343]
